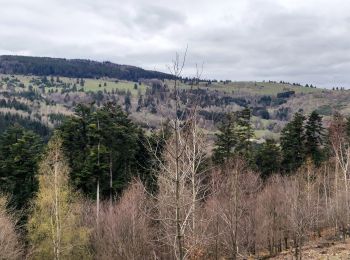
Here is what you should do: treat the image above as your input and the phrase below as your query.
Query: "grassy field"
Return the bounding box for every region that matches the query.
[63,78,147,95]
[165,79,324,96]
[3,74,327,97]
[208,81,323,96]
[0,74,148,96]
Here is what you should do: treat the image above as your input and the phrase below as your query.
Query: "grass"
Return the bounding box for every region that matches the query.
[76,79,147,95]
[164,79,323,96]
[0,74,148,96]
[254,129,280,140]
[59,77,147,96]
[3,74,324,97]
[208,81,323,96]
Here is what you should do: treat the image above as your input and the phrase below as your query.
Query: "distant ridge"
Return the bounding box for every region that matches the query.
[0,55,174,81]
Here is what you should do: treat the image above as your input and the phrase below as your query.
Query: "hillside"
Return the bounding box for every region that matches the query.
[1,55,350,143]
[0,55,173,81]
[1,70,349,142]
[2,58,350,259]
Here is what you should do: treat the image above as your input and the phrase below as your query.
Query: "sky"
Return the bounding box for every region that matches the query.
[1,0,350,87]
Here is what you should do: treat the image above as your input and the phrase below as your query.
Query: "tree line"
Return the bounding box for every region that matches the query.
[213,109,326,178]
[0,55,174,81]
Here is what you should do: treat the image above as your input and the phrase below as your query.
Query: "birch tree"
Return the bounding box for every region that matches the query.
[27,136,91,260]
[147,51,208,259]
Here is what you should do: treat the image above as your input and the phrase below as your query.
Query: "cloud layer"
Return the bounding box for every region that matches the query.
[1,0,350,87]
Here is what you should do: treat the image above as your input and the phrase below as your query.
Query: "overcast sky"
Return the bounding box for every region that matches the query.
[1,0,350,87]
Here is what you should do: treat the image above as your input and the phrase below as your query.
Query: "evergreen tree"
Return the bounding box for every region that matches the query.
[124,92,132,113]
[254,139,281,179]
[280,112,306,172]
[213,108,254,164]
[213,113,237,164]
[59,103,152,199]
[0,125,43,211]
[235,108,254,160]
[305,111,325,165]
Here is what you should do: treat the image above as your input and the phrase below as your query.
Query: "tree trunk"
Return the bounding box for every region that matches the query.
[96,117,100,229]
[54,147,61,260]
[109,152,113,207]
[191,121,197,233]
[284,236,288,251]
[174,78,184,260]
[96,178,100,229]
[335,157,339,232]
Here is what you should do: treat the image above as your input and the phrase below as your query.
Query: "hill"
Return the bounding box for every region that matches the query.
[2,58,350,260]
[0,72,346,142]
[0,55,173,81]
[1,55,350,142]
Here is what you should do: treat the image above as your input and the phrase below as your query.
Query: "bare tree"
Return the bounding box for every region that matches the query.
[255,175,288,256]
[329,113,350,236]
[154,123,208,259]
[84,180,153,260]
[205,158,261,259]
[0,196,23,260]
[146,50,209,259]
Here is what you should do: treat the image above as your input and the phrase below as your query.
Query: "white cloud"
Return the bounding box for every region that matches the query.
[1,0,350,87]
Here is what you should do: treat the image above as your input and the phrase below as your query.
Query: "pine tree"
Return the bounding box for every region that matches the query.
[213,113,237,164]
[124,91,132,113]
[213,109,254,164]
[254,139,281,179]
[281,112,306,172]
[305,111,325,166]
[27,136,91,259]
[59,103,151,199]
[235,108,254,160]
[0,125,43,211]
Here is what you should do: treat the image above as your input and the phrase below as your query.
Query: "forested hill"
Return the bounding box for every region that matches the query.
[0,55,173,81]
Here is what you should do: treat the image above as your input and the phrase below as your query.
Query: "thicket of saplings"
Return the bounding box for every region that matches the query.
[0,99,350,259]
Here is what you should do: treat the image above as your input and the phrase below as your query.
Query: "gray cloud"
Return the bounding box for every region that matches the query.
[1,0,350,87]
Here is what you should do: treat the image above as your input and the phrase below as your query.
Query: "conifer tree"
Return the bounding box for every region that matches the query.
[235,108,254,160]
[0,125,43,211]
[213,108,254,164]
[213,113,237,164]
[305,111,325,166]
[59,103,151,199]
[254,139,281,179]
[280,112,306,172]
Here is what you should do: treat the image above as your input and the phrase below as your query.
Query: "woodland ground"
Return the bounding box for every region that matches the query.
[265,231,350,260]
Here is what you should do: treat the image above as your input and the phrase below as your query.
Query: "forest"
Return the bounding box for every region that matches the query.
[4,0,350,257]
[1,62,350,260]
[0,55,174,81]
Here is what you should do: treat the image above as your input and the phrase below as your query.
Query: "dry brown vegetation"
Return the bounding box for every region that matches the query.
[71,151,350,259]
[83,180,154,260]
[0,197,23,260]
